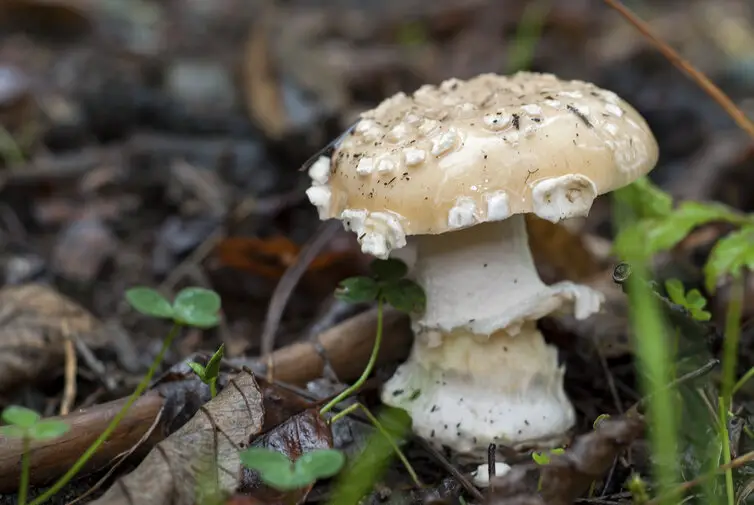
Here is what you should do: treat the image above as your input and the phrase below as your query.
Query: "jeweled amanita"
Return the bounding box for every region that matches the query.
[305,71,659,457]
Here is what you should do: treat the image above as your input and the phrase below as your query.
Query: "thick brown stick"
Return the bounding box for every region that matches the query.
[0,307,412,492]
[0,392,165,492]
[252,306,413,385]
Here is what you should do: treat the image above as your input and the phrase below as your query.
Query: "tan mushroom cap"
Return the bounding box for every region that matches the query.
[315,71,659,236]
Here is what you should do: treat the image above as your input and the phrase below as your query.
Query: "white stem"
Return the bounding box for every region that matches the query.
[382,215,604,457]
[411,216,550,337]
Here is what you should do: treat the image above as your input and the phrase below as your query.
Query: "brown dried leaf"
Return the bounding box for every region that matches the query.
[487,416,645,505]
[0,283,105,394]
[238,408,334,505]
[89,370,265,505]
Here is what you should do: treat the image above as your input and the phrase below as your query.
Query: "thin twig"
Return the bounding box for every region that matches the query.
[646,450,754,505]
[260,219,341,357]
[603,0,754,140]
[61,338,77,416]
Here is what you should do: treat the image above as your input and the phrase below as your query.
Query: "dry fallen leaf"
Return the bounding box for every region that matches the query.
[89,370,265,505]
[215,235,363,281]
[486,415,645,505]
[0,283,106,394]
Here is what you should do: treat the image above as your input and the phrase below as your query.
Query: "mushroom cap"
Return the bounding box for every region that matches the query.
[309,71,658,238]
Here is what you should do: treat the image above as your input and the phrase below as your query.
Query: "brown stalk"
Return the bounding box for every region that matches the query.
[603,0,754,141]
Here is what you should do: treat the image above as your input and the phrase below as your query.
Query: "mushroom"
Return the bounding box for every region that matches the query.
[305,72,659,457]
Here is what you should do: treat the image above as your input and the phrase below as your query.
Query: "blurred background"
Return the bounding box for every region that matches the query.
[0,0,752,402]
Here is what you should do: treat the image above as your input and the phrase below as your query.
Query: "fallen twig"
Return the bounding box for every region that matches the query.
[603,0,754,140]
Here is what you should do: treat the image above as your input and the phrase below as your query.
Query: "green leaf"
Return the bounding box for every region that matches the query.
[261,469,313,491]
[239,447,293,474]
[2,406,40,428]
[125,287,174,319]
[28,420,70,440]
[173,288,222,328]
[664,279,687,306]
[334,277,379,304]
[204,344,225,380]
[685,289,707,309]
[381,279,426,313]
[187,361,207,380]
[704,226,754,293]
[616,177,673,220]
[618,202,744,261]
[532,451,551,465]
[369,259,408,282]
[690,308,712,322]
[239,448,312,491]
[0,425,25,438]
[294,449,345,481]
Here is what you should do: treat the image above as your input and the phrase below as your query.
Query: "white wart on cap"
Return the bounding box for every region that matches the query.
[306,71,658,256]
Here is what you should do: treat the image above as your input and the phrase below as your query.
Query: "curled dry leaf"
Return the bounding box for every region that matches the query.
[88,370,265,505]
[238,408,334,505]
[0,283,107,394]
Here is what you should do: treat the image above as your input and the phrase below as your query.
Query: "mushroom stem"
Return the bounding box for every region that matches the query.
[411,216,550,337]
[381,215,603,457]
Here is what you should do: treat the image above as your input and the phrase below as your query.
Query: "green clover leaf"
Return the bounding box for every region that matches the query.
[0,425,25,438]
[294,449,345,480]
[172,288,222,328]
[381,279,426,313]
[239,447,345,491]
[335,277,379,304]
[125,287,174,319]
[2,406,40,429]
[28,420,70,440]
[369,258,408,282]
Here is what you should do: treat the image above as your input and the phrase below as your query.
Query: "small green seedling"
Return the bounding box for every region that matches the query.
[321,258,425,418]
[532,447,565,491]
[664,279,712,321]
[317,258,425,491]
[240,447,346,491]
[188,344,225,398]
[593,413,611,429]
[531,447,565,466]
[1,406,70,505]
[26,286,222,505]
[626,473,649,504]
[126,286,221,328]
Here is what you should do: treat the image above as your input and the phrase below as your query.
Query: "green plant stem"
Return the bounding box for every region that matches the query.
[719,277,743,505]
[719,397,735,505]
[28,324,182,505]
[507,0,552,72]
[625,267,678,503]
[320,299,383,416]
[721,277,745,403]
[210,379,217,399]
[733,366,754,396]
[18,436,30,505]
[330,402,422,488]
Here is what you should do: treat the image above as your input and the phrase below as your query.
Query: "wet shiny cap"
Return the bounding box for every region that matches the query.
[305,71,658,256]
